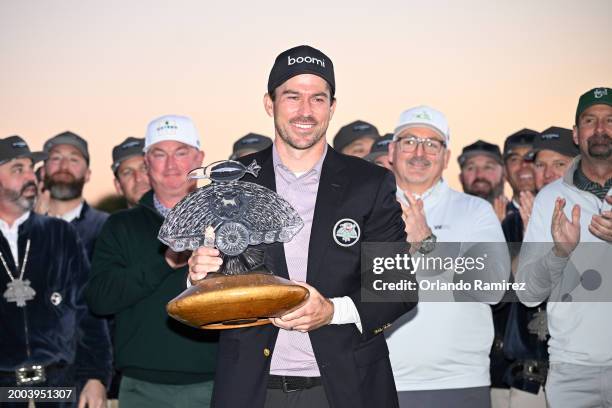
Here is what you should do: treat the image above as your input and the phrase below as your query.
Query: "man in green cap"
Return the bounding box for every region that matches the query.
[516,87,612,407]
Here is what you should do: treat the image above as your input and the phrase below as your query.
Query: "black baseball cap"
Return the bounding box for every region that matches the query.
[458,140,503,167]
[575,87,612,124]
[230,133,272,160]
[0,135,47,166]
[525,126,579,161]
[112,137,145,172]
[365,133,394,162]
[43,131,89,164]
[503,128,538,160]
[267,45,335,97]
[333,120,380,152]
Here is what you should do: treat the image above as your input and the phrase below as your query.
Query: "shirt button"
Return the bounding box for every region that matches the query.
[263,348,271,357]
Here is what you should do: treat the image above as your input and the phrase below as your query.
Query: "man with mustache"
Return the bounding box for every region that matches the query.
[40,131,109,261]
[458,140,507,220]
[384,106,509,408]
[188,45,414,408]
[0,136,111,408]
[517,87,612,407]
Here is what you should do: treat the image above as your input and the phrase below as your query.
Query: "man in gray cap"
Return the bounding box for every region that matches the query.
[333,120,380,158]
[230,133,273,160]
[458,140,507,221]
[365,133,394,169]
[0,135,111,408]
[40,131,109,260]
[111,137,150,208]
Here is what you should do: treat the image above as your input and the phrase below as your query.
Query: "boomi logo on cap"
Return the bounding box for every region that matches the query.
[541,133,560,140]
[11,141,27,148]
[156,120,178,136]
[594,88,608,99]
[288,55,326,68]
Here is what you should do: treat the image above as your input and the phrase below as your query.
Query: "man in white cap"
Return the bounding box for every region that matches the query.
[385,105,510,408]
[86,115,218,408]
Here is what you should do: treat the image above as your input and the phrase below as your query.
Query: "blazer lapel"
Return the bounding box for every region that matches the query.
[307,148,348,284]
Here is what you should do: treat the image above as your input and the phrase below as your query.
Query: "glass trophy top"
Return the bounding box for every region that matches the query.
[158,160,304,258]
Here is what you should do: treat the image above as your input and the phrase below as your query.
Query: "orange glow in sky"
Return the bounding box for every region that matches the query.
[1,0,610,203]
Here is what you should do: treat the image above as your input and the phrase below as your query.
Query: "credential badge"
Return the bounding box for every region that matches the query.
[333,218,360,247]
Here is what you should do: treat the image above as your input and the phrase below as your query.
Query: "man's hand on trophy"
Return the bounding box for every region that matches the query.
[187,247,223,284]
[165,248,192,269]
[270,282,334,333]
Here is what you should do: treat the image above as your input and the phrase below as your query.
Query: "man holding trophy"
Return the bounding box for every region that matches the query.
[188,45,419,408]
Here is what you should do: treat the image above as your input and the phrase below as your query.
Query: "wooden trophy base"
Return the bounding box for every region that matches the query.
[166,273,309,330]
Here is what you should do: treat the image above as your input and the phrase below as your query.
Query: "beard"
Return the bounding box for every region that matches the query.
[44,171,85,200]
[587,133,611,159]
[464,178,504,203]
[0,181,37,212]
[275,115,326,150]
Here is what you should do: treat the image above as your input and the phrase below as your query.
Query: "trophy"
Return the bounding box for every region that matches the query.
[159,160,309,329]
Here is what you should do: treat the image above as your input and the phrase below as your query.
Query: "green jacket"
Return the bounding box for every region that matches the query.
[86,191,217,384]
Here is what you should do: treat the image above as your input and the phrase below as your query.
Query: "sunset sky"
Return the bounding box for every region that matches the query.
[1,0,611,203]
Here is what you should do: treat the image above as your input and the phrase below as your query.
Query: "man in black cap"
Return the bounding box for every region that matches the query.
[111,137,150,208]
[527,127,579,191]
[458,140,507,221]
[0,136,111,408]
[188,44,413,408]
[364,133,393,169]
[230,133,273,160]
[333,120,380,158]
[40,131,109,260]
[503,129,538,215]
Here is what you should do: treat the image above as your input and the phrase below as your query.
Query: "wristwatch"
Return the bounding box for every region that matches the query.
[418,233,437,255]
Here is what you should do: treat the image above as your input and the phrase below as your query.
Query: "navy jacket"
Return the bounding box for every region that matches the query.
[71,201,108,261]
[0,212,112,385]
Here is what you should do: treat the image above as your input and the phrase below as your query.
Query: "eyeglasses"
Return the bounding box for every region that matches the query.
[396,136,446,155]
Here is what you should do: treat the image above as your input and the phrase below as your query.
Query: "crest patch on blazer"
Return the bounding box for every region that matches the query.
[333,218,360,247]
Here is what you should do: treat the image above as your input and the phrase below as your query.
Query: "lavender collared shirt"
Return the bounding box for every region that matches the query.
[269,143,327,377]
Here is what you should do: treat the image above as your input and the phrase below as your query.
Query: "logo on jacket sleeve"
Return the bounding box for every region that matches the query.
[333,218,360,247]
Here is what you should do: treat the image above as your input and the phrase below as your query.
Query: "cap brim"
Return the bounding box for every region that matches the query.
[269,69,335,96]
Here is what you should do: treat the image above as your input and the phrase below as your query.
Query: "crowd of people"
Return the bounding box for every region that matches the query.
[0,44,610,408]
